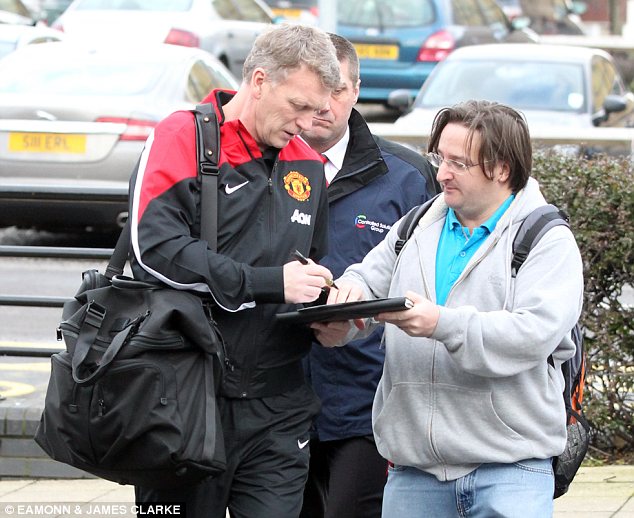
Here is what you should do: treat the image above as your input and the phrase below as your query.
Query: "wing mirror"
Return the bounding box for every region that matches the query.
[387,89,415,113]
[592,94,628,126]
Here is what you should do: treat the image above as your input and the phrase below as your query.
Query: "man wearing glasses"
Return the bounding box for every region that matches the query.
[313,100,584,516]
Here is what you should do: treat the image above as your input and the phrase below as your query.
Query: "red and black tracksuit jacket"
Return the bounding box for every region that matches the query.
[129,90,329,399]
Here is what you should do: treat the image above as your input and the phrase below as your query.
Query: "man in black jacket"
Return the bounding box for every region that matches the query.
[131,24,341,518]
[300,34,440,518]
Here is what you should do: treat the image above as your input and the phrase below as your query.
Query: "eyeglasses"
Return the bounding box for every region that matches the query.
[425,152,482,175]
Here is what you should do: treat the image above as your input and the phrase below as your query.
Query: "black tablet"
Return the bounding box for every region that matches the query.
[276,297,414,324]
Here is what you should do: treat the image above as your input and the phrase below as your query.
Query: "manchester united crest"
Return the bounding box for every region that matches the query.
[283,171,311,202]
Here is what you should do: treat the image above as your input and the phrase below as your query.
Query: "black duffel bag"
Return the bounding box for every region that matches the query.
[35,272,227,488]
[34,103,227,489]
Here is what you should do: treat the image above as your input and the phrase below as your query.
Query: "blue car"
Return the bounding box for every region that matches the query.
[336,0,536,104]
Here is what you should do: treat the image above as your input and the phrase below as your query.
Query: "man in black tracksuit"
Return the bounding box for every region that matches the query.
[130,24,341,518]
[300,34,440,518]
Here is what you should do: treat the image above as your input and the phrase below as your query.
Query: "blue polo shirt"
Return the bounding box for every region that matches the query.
[435,195,514,306]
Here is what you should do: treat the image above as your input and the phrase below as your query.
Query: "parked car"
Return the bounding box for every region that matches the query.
[496,0,588,35]
[335,0,537,105]
[51,0,276,80]
[0,23,63,59]
[0,42,239,233]
[388,43,634,155]
[264,0,317,25]
[0,0,37,24]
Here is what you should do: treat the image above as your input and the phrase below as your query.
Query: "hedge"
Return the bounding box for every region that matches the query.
[532,152,634,462]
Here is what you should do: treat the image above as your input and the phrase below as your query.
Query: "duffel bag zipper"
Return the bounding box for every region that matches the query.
[203,302,233,372]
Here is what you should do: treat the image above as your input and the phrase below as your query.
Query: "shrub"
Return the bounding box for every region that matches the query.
[532,152,634,462]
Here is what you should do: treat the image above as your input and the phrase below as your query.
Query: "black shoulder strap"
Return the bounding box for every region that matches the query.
[394,194,439,256]
[105,104,220,279]
[511,204,570,278]
[195,102,220,252]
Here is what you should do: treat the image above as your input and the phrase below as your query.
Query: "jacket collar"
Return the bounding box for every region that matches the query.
[327,108,388,202]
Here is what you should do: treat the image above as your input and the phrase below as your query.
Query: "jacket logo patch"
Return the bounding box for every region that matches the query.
[355,215,391,234]
[284,171,311,202]
[291,209,311,226]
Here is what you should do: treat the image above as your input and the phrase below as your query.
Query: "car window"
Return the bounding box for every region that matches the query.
[477,0,509,28]
[232,0,272,21]
[0,0,31,17]
[452,0,486,25]
[74,0,192,11]
[418,60,585,112]
[338,0,434,28]
[187,60,236,102]
[591,56,624,113]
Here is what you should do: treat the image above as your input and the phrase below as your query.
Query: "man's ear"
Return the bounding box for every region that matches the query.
[252,68,266,99]
[353,79,361,104]
[497,161,511,183]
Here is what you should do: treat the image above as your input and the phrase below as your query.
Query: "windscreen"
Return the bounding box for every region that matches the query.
[417,60,586,113]
[338,0,434,28]
[74,0,193,11]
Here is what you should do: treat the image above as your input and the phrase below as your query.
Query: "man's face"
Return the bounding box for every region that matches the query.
[252,64,332,149]
[302,59,360,152]
[436,122,511,228]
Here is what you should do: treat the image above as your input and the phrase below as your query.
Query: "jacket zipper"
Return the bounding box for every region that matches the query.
[427,235,501,465]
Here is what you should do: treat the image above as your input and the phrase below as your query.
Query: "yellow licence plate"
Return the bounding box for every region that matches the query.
[354,44,399,60]
[8,132,87,154]
[272,7,302,18]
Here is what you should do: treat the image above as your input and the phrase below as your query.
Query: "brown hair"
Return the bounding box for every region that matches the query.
[427,100,532,192]
[328,33,360,86]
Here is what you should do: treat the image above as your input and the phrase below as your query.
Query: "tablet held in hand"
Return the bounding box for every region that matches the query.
[276,297,414,324]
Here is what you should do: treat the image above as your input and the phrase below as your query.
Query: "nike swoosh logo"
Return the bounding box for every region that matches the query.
[298,439,309,449]
[224,181,249,195]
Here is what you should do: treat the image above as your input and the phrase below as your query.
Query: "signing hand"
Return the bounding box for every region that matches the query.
[283,259,335,304]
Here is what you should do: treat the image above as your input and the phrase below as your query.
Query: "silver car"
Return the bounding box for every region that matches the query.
[0,24,64,59]
[388,43,634,155]
[0,42,239,232]
[51,0,275,80]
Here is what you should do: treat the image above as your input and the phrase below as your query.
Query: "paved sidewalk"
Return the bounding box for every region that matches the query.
[0,465,632,517]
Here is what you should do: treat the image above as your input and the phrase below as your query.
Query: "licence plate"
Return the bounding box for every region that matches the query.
[8,132,87,154]
[272,7,302,18]
[353,44,399,60]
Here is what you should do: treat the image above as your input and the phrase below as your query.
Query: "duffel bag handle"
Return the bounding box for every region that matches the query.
[71,301,144,385]
[72,325,133,385]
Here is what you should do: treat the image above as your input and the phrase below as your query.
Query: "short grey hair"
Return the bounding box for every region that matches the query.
[242,23,340,90]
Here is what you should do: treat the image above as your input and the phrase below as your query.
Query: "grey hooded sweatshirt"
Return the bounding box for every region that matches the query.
[339,178,583,481]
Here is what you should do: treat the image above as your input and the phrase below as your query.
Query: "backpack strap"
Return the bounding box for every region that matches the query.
[511,204,570,278]
[394,195,439,256]
[195,102,220,252]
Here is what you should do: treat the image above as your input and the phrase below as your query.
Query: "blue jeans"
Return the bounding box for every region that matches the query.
[382,459,554,518]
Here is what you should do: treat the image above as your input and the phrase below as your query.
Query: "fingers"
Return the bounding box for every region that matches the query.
[375,291,439,337]
[326,281,364,304]
[311,320,354,347]
[283,260,336,303]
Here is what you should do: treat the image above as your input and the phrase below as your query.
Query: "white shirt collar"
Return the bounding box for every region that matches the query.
[322,126,349,184]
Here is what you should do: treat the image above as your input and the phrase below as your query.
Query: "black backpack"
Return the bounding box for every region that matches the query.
[395,200,590,498]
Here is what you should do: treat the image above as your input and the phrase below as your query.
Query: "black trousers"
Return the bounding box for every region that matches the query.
[300,435,388,518]
[136,383,320,518]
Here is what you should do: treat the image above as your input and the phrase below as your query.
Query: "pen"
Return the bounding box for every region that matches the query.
[293,249,339,290]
